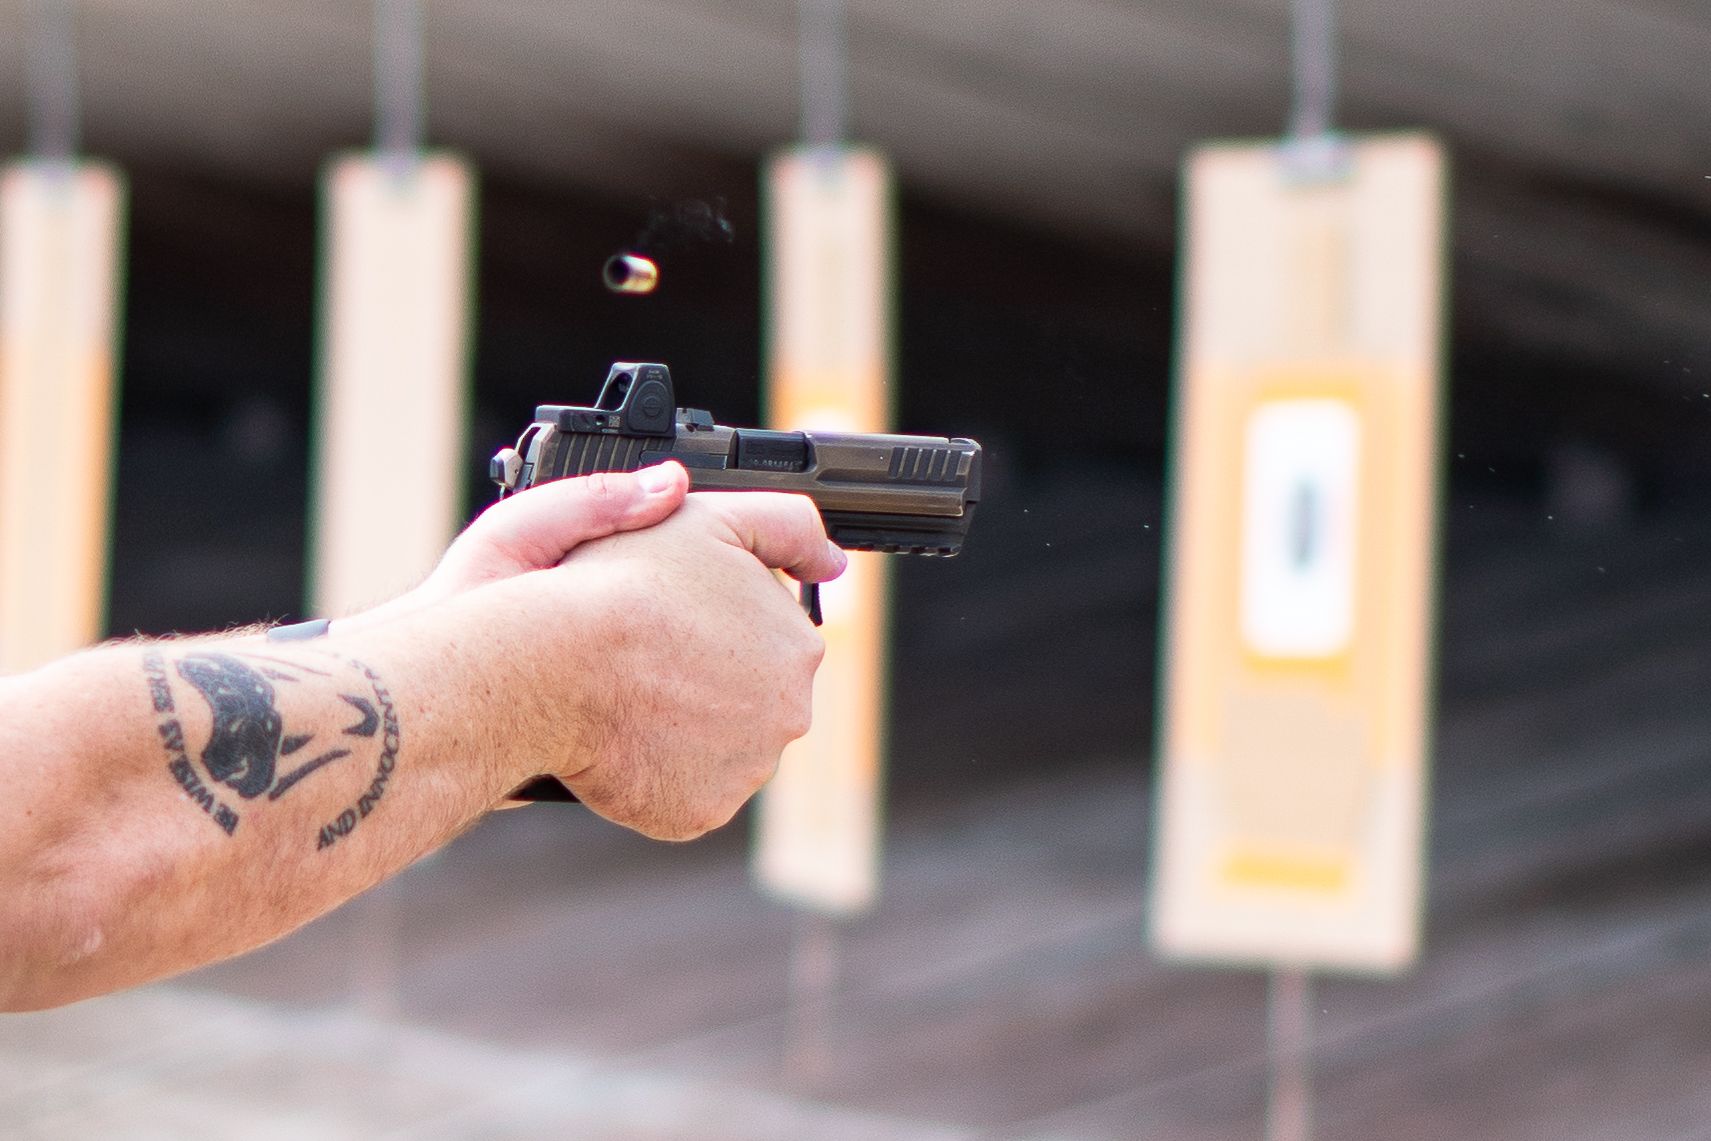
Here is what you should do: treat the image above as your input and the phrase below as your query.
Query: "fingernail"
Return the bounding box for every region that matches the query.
[637,464,675,493]
[828,542,848,573]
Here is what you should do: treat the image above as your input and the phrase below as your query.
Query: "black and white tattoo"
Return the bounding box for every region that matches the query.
[311,660,401,852]
[143,648,401,848]
[145,650,241,836]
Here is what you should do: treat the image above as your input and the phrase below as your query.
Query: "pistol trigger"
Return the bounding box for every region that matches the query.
[801,582,823,626]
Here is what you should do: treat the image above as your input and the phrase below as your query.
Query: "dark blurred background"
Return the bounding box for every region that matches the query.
[13,0,1704,791]
[7,3,1711,1138]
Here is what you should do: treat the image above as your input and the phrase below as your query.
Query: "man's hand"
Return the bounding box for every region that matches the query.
[342,463,847,840]
[338,462,692,632]
[524,491,847,840]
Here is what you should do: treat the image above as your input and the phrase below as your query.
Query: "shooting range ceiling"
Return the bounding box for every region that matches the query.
[0,0,1706,381]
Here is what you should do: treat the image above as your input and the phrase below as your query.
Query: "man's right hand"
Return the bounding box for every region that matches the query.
[475,489,847,841]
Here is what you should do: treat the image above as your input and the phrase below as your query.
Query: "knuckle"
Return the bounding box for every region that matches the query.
[795,495,828,534]
[582,470,622,505]
[773,494,819,538]
[783,703,813,743]
[698,494,740,529]
[704,801,741,836]
[678,797,734,841]
[802,628,827,668]
[780,620,825,670]
[775,671,815,741]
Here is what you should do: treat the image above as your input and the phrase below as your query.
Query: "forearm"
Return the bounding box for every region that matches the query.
[0,476,839,1011]
[0,587,553,1011]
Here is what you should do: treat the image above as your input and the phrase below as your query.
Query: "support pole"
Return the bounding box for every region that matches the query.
[1265,967,1313,1141]
[765,0,876,1087]
[784,911,839,1087]
[319,0,463,1015]
[1272,7,1332,1128]
[349,880,402,1021]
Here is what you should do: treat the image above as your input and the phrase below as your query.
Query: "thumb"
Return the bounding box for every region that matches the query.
[444,461,690,580]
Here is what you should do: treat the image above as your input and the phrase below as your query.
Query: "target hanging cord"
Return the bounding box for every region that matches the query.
[374,0,426,177]
[797,0,849,149]
[25,0,80,169]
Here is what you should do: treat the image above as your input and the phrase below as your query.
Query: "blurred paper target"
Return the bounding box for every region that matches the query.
[1151,133,1447,973]
[0,162,126,674]
[309,154,475,617]
[752,147,894,914]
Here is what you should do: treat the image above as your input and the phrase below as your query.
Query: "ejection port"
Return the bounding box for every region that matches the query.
[733,429,810,472]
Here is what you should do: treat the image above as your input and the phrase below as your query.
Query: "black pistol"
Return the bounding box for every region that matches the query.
[490,361,982,802]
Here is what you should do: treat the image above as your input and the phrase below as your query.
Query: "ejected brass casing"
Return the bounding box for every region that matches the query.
[602,253,659,294]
